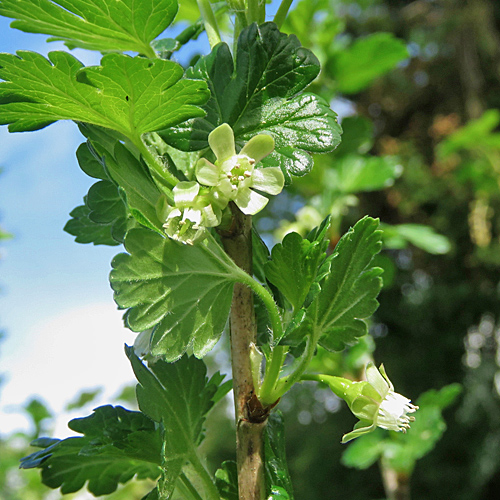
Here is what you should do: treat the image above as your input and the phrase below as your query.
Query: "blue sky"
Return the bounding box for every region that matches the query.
[0,16,140,436]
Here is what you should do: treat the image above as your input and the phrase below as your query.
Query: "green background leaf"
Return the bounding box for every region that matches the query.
[341,384,462,474]
[330,33,408,94]
[382,223,452,255]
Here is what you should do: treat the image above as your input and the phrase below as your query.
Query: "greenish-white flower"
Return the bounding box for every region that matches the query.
[195,123,285,215]
[162,181,221,245]
[308,363,418,443]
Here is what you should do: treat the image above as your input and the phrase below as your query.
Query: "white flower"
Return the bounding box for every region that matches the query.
[366,363,418,434]
[311,363,418,443]
[163,181,221,245]
[195,123,284,215]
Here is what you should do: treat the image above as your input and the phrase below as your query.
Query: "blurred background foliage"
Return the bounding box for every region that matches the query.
[2,0,500,499]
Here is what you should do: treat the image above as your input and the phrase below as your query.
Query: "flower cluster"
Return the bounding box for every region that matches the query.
[313,363,418,443]
[162,123,284,244]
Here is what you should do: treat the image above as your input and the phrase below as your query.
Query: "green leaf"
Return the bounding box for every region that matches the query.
[265,217,330,311]
[330,33,408,94]
[126,348,223,497]
[437,109,500,159]
[86,180,126,224]
[20,405,161,496]
[65,388,103,411]
[340,429,385,470]
[287,217,383,351]
[64,204,125,245]
[216,461,238,500]
[110,229,244,361]
[238,92,341,181]
[329,155,402,194]
[265,412,294,500]
[0,52,209,143]
[333,116,374,157]
[95,141,164,234]
[0,0,178,56]
[161,22,341,181]
[76,141,108,179]
[416,383,462,410]
[381,223,452,255]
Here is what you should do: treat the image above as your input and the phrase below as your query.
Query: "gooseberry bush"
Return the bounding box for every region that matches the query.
[0,1,427,499]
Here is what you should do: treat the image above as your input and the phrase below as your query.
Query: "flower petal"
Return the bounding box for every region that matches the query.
[240,133,275,162]
[202,204,221,227]
[366,363,390,398]
[217,178,237,199]
[208,123,236,163]
[183,208,202,226]
[251,167,284,195]
[235,188,269,215]
[173,181,200,206]
[196,159,220,187]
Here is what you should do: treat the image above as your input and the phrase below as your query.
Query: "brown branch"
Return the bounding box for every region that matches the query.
[220,203,266,500]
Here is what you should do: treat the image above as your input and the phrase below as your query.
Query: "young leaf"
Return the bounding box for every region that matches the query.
[0,0,178,56]
[20,405,161,496]
[126,348,224,497]
[161,22,341,181]
[265,412,294,500]
[110,229,245,361]
[66,137,161,245]
[286,217,383,351]
[0,52,209,144]
[265,217,330,311]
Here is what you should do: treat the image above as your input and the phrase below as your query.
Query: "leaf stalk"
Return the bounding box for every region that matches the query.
[189,450,220,500]
[197,0,222,48]
[273,0,294,29]
[177,473,205,500]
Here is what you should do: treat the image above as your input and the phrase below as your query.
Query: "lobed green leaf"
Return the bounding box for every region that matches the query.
[265,217,330,312]
[286,217,383,351]
[216,461,239,500]
[64,204,127,245]
[0,51,209,143]
[265,412,295,499]
[110,229,245,361]
[0,0,178,55]
[20,405,161,496]
[161,22,341,181]
[126,348,224,497]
